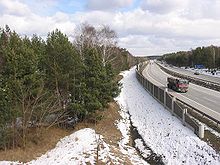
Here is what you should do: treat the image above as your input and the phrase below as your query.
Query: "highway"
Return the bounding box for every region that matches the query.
[142,62,220,121]
[161,64,220,85]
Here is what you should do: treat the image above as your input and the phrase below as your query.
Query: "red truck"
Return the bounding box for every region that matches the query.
[167,77,189,92]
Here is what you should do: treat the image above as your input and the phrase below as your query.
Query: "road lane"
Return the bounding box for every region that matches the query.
[142,62,220,116]
[161,64,220,84]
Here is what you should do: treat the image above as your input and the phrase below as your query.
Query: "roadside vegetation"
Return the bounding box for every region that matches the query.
[161,46,220,69]
[0,24,139,152]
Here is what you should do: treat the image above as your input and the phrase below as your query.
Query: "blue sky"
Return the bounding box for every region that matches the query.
[0,0,220,56]
[22,0,140,15]
[20,0,86,16]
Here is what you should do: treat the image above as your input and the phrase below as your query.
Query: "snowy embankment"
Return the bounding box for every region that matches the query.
[0,129,114,165]
[115,67,220,164]
[1,128,131,165]
[1,67,220,165]
[0,125,147,165]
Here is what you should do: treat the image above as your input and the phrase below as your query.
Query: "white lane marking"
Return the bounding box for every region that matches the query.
[144,64,220,116]
[202,97,217,104]
[155,64,220,100]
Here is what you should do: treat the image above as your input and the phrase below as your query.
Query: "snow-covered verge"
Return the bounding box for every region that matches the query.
[28,128,117,165]
[116,102,149,165]
[0,126,147,165]
[0,70,148,165]
[0,124,148,165]
[0,128,126,165]
[1,67,219,165]
[115,67,220,164]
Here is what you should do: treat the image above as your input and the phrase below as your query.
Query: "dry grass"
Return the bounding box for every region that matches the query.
[115,74,123,82]
[0,127,72,162]
[76,102,122,146]
[0,101,134,164]
[76,102,133,164]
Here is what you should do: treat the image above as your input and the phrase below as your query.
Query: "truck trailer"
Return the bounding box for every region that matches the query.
[167,77,189,93]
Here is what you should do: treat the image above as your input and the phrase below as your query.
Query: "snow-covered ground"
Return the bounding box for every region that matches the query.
[0,126,149,165]
[0,128,114,165]
[115,67,220,164]
[0,67,219,165]
[185,67,220,78]
[0,127,145,165]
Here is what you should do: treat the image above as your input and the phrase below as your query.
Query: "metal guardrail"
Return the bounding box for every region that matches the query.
[176,98,220,125]
[156,63,220,125]
[136,64,205,138]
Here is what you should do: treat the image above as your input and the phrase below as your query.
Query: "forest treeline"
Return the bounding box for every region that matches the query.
[0,24,137,150]
[161,46,220,68]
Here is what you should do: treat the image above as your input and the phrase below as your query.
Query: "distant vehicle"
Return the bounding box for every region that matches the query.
[194,71,200,75]
[167,77,189,93]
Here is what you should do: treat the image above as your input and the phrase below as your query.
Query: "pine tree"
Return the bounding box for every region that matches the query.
[0,25,122,149]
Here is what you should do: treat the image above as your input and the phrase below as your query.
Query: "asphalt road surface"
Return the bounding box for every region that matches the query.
[161,64,220,85]
[142,62,220,121]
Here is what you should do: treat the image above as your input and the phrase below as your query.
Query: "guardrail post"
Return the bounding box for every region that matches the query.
[152,84,154,96]
[140,75,143,85]
[172,97,176,115]
[183,108,187,126]
[146,79,148,90]
[164,88,168,107]
[144,79,147,89]
[198,124,204,139]
[157,87,159,99]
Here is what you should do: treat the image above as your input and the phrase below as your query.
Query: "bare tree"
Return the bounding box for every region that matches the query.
[13,80,66,148]
[74,23,98,60]
[73,23,118,65]
[97,25,117,66]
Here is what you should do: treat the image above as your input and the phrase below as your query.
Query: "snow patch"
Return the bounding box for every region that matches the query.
[115,67,220,165]
[1,67,219,165]
[0,128,123,165]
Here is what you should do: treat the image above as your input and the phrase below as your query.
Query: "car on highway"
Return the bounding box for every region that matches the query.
[194,71,200,75]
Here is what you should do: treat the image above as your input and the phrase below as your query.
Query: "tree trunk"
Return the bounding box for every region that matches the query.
[55,76,62,107]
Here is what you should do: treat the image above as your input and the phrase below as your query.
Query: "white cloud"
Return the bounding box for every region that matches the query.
[0,0,31,16]
[0,0,220,56]
[73,11,114,26]
[86,0,133,11]
[140,0,220,20]
[119,35,179,56]
[140,0,187,14]
[0,11,76,38]
[182,0,220,20]
[113,7,220,55]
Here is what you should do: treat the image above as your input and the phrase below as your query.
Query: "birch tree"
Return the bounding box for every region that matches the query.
[74,23,118,66]
[97,25,117,66]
